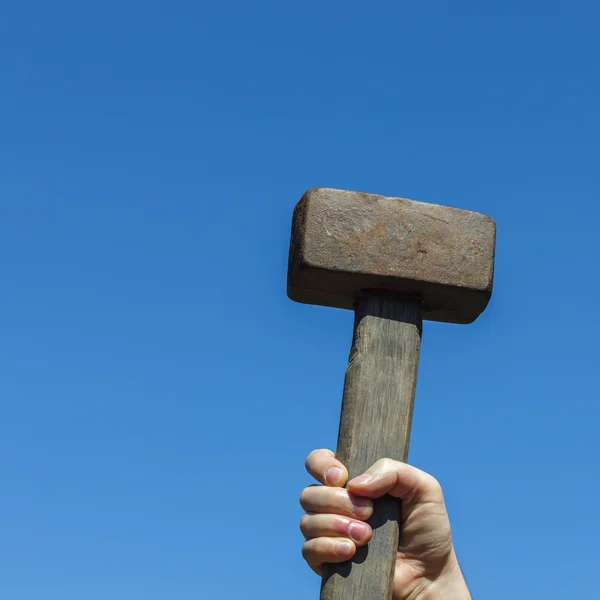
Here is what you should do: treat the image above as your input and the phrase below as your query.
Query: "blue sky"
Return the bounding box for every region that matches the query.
[1,2,599,598]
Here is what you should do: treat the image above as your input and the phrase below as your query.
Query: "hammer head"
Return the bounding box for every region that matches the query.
[287,188,496,324]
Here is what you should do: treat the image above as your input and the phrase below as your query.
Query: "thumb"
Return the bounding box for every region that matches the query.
[347,458,444,507]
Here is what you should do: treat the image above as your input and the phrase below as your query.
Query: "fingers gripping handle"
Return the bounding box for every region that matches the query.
[320,293,422,600]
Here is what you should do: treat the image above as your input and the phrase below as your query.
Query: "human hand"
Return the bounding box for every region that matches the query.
[300,449,471,600]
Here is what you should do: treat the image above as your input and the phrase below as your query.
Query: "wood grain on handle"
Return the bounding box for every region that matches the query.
[321,292,422,600]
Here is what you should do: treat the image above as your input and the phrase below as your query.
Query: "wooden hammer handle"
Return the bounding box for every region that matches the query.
[320,292,422,600]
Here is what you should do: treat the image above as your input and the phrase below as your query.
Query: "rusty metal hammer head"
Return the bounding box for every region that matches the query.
[287,188,496,324]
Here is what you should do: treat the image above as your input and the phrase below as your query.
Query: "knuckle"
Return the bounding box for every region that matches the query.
[305,448,331,468]
[421,473,444,499]
[305,450,319,468]
[425,473,442,491]
[299,514,310,533]
[301,541,311,561]
[301,539,324,564]
[376,457,397,472]
[300,484,321,506]
[299,487,311,507]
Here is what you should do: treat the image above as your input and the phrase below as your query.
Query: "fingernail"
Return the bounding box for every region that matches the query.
[336,540,353,556]
[351,496,373,517]
[348,522,368,541]
[325,467,343,485]
[349,474,374,486]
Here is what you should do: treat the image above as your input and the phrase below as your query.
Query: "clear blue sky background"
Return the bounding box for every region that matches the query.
[1,2,599,599]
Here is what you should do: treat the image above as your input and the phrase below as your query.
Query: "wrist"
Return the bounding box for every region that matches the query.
[417,555,471,600]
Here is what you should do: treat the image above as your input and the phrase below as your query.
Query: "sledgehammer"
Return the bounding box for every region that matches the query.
[287,188,496,600]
